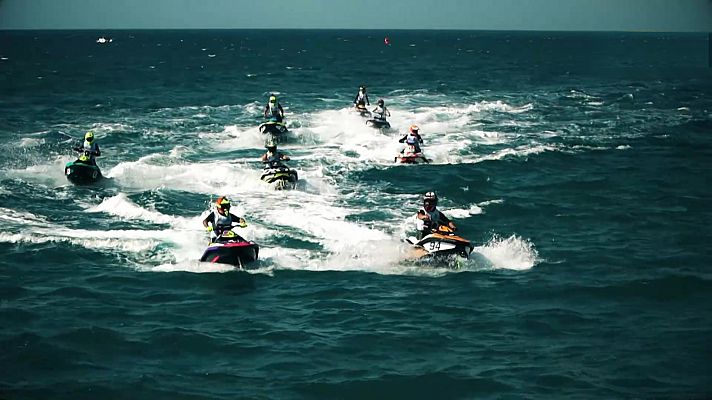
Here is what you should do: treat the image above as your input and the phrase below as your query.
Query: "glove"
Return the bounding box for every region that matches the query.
[239,220,247,228]
[205,226,213,232]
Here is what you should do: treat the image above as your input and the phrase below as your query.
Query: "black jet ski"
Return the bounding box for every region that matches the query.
[406,225,473,260]
[200,228,259,268]
[260,164,298,190]
[258,118,289,145]
[354,104,371,118]
[65,152,102,184]
[366,118,391,130]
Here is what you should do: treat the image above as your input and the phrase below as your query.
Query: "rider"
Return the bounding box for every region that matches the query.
[263,94,285,123]
[415,191,457,239]
[72,131,101,165]
[202,196,248,242]
[261,141,291,168]
[353,85,370,109]
[371,99,391,123]
[398,125,424,153]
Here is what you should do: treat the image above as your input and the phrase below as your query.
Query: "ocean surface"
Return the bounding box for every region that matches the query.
[1,29,711,399]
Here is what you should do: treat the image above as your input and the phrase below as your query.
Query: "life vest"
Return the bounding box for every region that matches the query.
[405,133,420,145]
[83,140,98,153]
[213,211,234,232]
[81,141,99,160]
[264,151,284,167]
[417,207,447,230]
[372,106,387,121]
[356,92,366,104]
[268,103,281,118]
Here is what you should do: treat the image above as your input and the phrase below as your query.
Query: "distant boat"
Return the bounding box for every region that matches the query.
[96,37,113,44]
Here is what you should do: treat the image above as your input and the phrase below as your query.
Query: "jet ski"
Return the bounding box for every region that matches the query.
[259,117,288,145]
[366,118,391,130]
[199,228,259,268]
[395,145,430,164]
[354,104,371,118]
[260,163,298,190]
[65,152,102,184]
[406,225,473,260]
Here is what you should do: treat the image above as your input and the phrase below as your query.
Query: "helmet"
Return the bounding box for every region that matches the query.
[423,191,438,211]
[377,99,384,106]
[215,196,231,213]
[269,95,277,103]
[84,131,94,142]
[359,85,366,92]
[409,125,419,134]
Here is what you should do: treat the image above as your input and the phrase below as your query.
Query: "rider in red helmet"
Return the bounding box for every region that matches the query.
[398,124,424,153]
[202,196,248,242]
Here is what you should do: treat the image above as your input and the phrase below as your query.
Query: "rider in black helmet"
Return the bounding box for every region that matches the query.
[371,98,391,122]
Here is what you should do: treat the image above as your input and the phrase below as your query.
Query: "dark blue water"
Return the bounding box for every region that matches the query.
[1,30,711,399]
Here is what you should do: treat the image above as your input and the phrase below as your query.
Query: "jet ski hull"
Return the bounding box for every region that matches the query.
[407,232,473,260]
[354,106,371,118]
[366,119,391,129]
[65,161,102,184]
[395,153,429,164]
[259,122,289,145]
[200,241,260,267]
[261,167,298,190]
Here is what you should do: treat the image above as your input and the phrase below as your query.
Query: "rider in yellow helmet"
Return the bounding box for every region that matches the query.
[72,131,101,165]
[263,94,285,123]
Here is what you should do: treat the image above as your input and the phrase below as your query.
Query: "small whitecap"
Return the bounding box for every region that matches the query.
[208,54,216,58]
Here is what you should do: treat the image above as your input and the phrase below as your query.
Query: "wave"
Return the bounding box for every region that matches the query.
[473,234,539,271]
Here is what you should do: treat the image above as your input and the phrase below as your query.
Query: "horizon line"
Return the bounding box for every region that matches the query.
[0,27,709,34]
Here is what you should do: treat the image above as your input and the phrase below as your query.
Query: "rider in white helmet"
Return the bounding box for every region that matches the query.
[415,191,456,239]
[353,85,370,108]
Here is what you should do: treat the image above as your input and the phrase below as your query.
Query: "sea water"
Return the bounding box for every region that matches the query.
[0,30,711,399]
